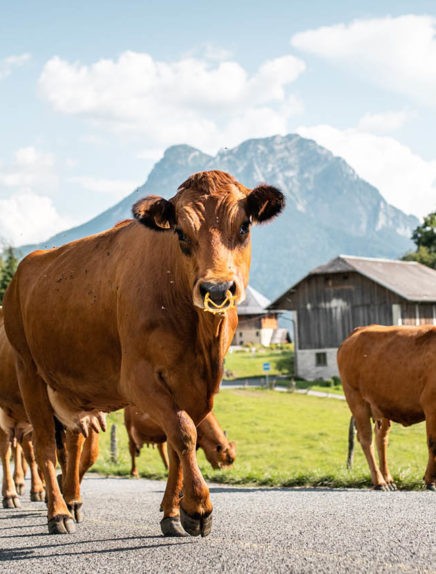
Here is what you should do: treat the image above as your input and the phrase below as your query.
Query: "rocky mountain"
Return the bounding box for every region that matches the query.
[19,134,418,300]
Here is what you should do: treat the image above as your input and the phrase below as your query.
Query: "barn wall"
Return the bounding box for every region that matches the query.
[292,272,401,349]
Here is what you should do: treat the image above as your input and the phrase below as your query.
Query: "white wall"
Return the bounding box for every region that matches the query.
[295,348,339,380]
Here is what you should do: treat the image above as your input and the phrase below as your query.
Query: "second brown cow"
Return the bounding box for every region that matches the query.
[125,407,236,475]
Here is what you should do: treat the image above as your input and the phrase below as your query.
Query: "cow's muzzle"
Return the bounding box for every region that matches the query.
[199,281,237,314]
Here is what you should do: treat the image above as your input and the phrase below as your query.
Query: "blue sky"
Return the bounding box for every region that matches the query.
[1,0,436,245]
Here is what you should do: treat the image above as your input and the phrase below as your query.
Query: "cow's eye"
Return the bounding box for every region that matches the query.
[175,228,188,242]
[239,221,250,237]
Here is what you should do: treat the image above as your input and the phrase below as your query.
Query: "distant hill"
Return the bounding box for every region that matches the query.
[19,134,418,300]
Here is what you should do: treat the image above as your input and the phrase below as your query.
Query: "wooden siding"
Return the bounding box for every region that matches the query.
[291,272,436,349]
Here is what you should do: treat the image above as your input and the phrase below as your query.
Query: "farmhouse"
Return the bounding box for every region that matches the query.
[269,255,436,380]
[233,285,287,346]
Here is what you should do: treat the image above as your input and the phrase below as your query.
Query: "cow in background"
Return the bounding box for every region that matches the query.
[125,407,236,475]
[0,308,45,507]
[3,170,284,536]
[338,324,436,491]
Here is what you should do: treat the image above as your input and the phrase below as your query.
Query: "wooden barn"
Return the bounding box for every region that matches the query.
[233,285,287,346]
[269,255,436,380]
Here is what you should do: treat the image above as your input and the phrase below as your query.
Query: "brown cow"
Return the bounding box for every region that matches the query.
[0,308,45,507]
[124,407,236,475]
[337,324,436,491]
[3,170,283,536]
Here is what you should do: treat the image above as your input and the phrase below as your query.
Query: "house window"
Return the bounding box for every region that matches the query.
[315,352,327,367]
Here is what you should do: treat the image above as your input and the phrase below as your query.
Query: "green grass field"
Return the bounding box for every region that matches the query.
[92,389,428,490]
[223,346,293,379]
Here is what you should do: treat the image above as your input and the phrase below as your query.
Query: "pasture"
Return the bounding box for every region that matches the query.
[92,389,428,490]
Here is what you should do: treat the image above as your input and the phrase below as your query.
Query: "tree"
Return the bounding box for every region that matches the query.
[0,246,19,304]
[402,211,436,270]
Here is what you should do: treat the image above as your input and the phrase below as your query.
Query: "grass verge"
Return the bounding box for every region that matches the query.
[91,389,427,490]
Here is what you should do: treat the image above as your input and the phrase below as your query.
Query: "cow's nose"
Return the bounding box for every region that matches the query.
[199,281,236,305]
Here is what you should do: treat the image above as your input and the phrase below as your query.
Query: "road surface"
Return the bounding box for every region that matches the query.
[0,474,434,573]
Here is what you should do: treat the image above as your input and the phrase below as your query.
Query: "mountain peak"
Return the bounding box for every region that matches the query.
[18,133,417,299]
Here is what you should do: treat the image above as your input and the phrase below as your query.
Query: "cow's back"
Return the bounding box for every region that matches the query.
[338,325,436,425]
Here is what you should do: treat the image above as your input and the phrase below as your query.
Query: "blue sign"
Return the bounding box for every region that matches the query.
[262,362,271,372]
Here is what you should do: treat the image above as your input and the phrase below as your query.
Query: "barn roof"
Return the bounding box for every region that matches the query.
[237,285,271,315]
[269,255,436,309]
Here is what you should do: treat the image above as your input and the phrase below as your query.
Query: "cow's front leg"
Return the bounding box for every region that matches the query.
[17,365,75,534]
[164,410,213,537]
[160,444,188,537]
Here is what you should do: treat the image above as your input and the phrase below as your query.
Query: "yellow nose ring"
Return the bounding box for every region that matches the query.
[203,290,237,315]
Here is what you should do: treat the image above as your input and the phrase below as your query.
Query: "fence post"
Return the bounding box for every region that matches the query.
[110,424,118,464]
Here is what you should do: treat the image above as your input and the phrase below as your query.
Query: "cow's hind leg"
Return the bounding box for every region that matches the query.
[17,363,75,534]
[21,433,45,501]
[375,418,397,490]
[353,400,390,490]
[60,431,86,523]
[157,442,169,470]
[79,429,99,482]
[0,427,21,508]
[128,435,140,478]
[423,412,436,490]
[12,442,26,496]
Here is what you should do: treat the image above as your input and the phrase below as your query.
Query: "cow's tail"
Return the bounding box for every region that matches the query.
[346,416,356,469]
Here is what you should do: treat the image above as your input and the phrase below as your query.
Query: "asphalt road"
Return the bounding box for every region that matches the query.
[0,474,434,574]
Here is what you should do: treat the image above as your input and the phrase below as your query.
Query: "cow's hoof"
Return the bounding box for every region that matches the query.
[68,502,84,523]
[15,483,25,496]
[425,483,436,491]
[2,496,21,509]
[160,516,189,537]
[180,507,212,537]
[387,483,397,491]
[48,514,76,534]
[31,490,45,502]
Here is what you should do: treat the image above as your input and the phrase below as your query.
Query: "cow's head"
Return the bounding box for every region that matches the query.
[132,170,284,312]
[202,439,237,470]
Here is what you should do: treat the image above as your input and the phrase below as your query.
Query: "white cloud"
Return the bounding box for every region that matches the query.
[0,53,31,79]
[357,110,413,134]
[291,15,436,106]
[0,192,73,246]
[0,147,73,245]
[0,147,58,196]
[69,176,140,199]
[38,51,305,154]
[296,124,436,218]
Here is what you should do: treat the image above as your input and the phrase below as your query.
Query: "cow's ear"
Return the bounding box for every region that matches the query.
[246,185,285,223]
[132,196,176,231]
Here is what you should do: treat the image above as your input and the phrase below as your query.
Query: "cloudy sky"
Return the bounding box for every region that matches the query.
[1,0,436,245]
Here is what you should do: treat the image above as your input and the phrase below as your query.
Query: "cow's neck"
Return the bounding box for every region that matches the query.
[195,309,236,397]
